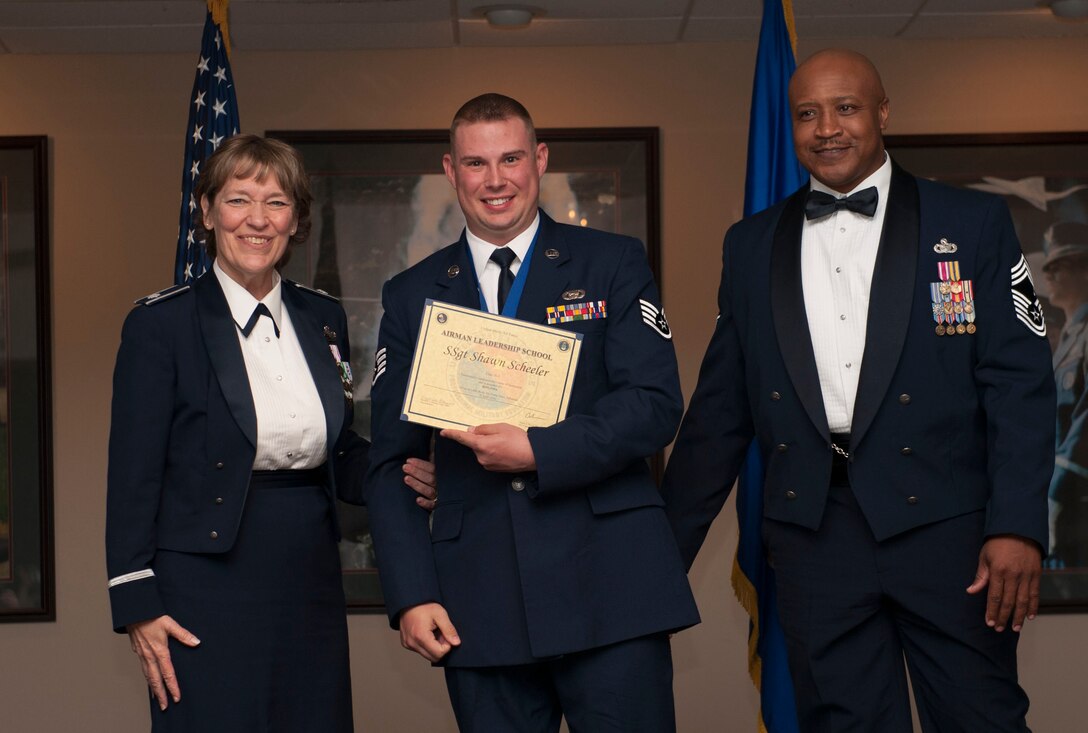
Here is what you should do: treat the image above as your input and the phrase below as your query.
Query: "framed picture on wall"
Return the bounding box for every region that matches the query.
[887,131,1088,612]
[267,127,660,610]
[0,136,54,622]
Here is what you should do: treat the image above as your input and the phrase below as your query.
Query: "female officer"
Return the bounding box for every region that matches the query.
[106,135,434,731]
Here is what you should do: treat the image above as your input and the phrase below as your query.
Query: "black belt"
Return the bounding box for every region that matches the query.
[250,466,327,489]
[830,432,850,487]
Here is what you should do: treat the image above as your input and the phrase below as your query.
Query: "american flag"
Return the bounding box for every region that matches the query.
[175,6,240,285]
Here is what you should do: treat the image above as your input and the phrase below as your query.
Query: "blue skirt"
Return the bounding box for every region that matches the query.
[150,470,353,733]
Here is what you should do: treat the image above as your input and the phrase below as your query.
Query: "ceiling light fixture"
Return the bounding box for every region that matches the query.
[1050,0,1088,19]
[474,5,541,29]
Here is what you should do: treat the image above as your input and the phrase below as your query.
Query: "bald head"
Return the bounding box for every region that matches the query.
[788,49,890,192]
[790,49,886,103]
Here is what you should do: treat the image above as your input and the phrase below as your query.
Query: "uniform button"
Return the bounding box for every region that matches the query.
[770,391,781,401]
[337,450,346,457]
[264,336,270,343]
[899,393,912,405]
[511,478,525,492]
[286,452,294,459]
[276,375,283,381]
[209,530,219,539]
[785,490,797,500]
[214,497,224,505]
[215,461,224,469]
[776,443,788,453]
[901,447,913,456]
[907,496,919,505]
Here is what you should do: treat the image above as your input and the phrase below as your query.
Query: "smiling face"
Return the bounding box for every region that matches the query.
[789,50,889,193]
[443,117,548,246]
[201,172,297,298]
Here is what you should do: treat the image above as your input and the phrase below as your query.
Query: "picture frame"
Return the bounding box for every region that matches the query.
[0,136,55,622]
[267,127,661,611]
[886,131,1088,612]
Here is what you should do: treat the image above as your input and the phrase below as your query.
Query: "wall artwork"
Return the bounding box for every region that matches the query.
[0,136,54,621]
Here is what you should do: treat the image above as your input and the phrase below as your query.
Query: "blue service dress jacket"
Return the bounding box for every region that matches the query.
[366,211,700,667]
[105,272,369,632]
[663,163,1056,566]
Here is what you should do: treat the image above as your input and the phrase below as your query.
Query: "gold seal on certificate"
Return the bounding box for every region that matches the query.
[401,300,583,431]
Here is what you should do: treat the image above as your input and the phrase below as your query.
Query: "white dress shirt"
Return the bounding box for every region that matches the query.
[213,261,327,469]
[465,213,540,314]
[801,153,892,433]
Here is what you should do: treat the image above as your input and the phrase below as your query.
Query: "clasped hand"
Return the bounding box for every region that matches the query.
[440,423,537,472]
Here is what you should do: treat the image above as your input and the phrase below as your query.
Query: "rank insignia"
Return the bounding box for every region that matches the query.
[1011,254,1046,338]
[547,300,607,324]
[929,261,976,336]
[372,347,387,387]
[639,299,672,340]
[135,283,190,306]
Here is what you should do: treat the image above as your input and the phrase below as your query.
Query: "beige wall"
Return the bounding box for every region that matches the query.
[0,37,1085,731]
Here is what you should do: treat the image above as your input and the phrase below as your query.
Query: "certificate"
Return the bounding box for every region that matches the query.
[401,300,583,431]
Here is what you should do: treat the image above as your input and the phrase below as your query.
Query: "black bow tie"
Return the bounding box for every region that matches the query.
[804,187,879,220]
[240,303,280,338]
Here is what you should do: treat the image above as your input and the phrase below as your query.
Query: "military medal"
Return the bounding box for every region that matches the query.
[930,284,947,335]
[963,280,977,334]
[931,261,976,337]
[324,326,354,401]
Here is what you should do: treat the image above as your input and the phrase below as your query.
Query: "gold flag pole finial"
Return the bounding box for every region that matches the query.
[208,0,232,57]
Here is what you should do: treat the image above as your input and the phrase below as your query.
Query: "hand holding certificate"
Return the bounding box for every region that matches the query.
[401,300,582,431]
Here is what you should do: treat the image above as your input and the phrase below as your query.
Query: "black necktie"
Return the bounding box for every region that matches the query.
[240,303,280,338]
[490,247,518,313]
[804,186,879,220]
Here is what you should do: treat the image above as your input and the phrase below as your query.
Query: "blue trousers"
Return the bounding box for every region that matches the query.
[765,482,1030,733]
[443,634,675,733]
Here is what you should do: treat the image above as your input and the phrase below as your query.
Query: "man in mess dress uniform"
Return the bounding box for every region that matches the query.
[662,50,1055,732]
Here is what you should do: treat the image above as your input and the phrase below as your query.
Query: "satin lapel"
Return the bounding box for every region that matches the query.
[195,274,257,447]
[516,213,570,324]
[282,283,344,450]
[771,188,830,441]
[433,233,482,310]
[850,165,920,448]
